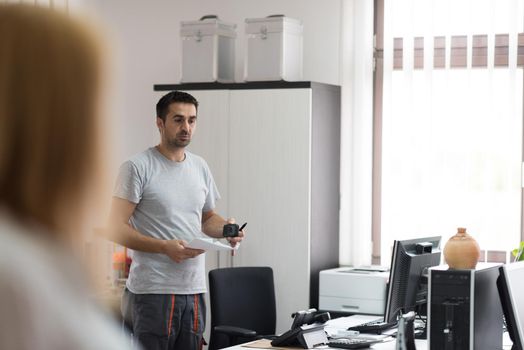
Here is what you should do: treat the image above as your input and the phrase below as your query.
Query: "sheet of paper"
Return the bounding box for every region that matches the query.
[186,237,239,252]
[240,339,301,349]
[324,315,383,338]
[325,314,382,329]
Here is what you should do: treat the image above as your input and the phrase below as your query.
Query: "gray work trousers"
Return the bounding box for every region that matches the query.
[122,288,206,350]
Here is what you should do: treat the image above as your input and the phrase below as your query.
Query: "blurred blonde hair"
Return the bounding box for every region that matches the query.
[0,4,107,239]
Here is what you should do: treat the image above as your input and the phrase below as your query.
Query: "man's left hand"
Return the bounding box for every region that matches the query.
[225,218,245,248]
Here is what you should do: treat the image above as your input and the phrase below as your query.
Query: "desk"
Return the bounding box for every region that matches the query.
[220,313,513,350]
[222,337,514,350]
[221,338,427,350]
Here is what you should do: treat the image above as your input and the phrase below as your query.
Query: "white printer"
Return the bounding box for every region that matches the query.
[319,266,389,315]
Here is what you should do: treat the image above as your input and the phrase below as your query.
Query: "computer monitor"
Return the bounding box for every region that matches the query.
[384,236,442,323]
[497,261,524,350]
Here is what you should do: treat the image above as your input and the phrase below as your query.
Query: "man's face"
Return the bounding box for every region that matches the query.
[157,102,197,149]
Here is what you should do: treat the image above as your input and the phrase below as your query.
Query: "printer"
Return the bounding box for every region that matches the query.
[319,266,389,315]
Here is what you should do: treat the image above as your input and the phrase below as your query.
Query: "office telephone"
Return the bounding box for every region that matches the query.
[271,309,330,348]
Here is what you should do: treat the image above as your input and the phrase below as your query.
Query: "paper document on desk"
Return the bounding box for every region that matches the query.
[324,314,383,338]
[325,314,382,329]
[240,339,301,349]
[186,238,239,251]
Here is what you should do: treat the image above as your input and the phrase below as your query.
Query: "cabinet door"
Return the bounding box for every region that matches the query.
[228,88,312,333]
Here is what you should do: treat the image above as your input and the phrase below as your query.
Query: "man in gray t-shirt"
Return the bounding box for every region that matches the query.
[109,91,244,350]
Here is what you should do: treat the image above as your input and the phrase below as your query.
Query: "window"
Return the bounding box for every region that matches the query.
[374,0,524,264]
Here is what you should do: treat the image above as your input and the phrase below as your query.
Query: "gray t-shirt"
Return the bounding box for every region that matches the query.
[113,147,220,294]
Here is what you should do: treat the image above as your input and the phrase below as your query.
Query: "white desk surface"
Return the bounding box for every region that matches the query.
[222,337,514,350]
[220,338,426,350]
[219,314,513,350]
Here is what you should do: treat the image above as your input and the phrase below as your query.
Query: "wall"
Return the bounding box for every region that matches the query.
[82,0,343,164]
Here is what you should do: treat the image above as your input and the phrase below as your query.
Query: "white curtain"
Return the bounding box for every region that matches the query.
[381,0,524,264]
[339,0,375,266]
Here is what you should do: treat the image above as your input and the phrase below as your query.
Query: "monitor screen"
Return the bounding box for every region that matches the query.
[384,236,442,323]
[497,261,524,350]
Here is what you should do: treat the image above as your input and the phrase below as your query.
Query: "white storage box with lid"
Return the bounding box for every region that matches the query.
[244,16,303,81]
[180,16,236,83]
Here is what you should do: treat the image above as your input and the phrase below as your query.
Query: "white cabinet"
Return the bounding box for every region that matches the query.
[154,81,340,333]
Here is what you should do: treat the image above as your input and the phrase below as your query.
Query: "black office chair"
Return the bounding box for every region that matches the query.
[208,266,276,350]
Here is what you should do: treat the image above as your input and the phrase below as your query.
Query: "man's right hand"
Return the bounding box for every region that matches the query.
[163,239,205,263]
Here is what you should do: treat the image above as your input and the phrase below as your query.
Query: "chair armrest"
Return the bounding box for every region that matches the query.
[214,325,257,338]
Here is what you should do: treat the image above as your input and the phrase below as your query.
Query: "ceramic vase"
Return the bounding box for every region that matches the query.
[443,227,480,269]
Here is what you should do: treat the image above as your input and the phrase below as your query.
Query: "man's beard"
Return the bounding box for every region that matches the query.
[167,134,191,148]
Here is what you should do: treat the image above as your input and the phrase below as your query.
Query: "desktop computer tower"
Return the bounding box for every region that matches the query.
[428,263,503,350]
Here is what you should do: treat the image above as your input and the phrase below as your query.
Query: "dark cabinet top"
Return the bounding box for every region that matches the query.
[154,81,339,91]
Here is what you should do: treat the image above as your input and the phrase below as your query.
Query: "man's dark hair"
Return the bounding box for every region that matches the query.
[156,91,199,121]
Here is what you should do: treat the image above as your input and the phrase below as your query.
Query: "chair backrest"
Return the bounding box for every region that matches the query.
[208,266,276,350]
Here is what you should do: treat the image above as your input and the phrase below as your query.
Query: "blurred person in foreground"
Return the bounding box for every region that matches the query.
[0,4,131,349]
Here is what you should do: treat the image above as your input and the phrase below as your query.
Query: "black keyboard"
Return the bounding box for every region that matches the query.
[347,320,397,334]
[327,338,382,349]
